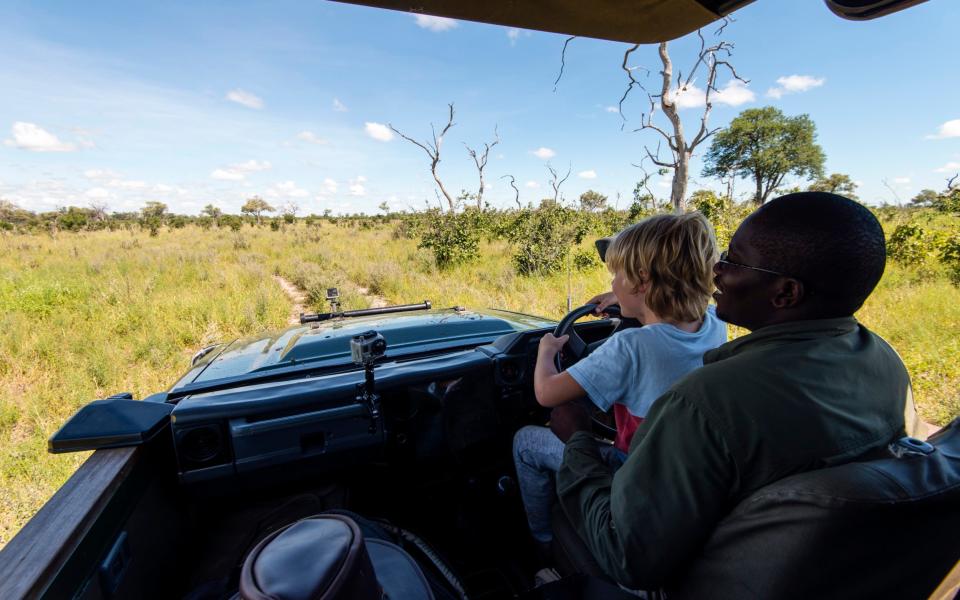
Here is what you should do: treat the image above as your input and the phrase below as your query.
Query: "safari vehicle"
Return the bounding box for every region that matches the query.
[1,1,958,599]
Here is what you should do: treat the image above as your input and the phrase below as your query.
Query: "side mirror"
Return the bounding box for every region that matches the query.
[48,398,173,454]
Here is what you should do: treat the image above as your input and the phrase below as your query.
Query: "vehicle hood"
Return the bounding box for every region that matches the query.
[171,307,554,391]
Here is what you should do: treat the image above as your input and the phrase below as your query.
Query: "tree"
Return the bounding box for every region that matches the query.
[390,104,457,212]
[618,25,747,212]
[241,196,275,224]
[202,204,222,218]
[910,189,939,207]
[464,127,499,209]
[703,106,825,205]
[547,163,571,204]
[808,173,858,201]
[378,201,390,214]
[141,201,168,219]
[501,174,521,209]
[88,202,109,222]
[579,190,608,211]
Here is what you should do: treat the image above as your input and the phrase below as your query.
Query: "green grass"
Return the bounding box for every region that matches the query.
[1,219,958,547]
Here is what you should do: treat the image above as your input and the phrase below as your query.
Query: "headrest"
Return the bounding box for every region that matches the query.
[670,419,960,599]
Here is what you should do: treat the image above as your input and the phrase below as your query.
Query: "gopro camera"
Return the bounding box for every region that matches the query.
[351,330,387,365]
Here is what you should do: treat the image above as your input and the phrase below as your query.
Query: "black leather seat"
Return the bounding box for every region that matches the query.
[553,417,960,599]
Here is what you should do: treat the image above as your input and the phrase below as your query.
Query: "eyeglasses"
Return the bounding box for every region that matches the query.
[717,250,788,277]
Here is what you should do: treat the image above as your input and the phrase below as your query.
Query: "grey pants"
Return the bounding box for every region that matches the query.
[512,425,626,543]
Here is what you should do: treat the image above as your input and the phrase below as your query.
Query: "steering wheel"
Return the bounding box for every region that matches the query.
[552,303,622,439]
[553,303,621,371]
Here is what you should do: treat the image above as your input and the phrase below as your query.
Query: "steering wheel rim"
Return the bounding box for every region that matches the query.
[552,303,622,371]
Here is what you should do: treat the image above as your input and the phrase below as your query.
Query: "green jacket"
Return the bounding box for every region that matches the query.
[556,317,912,590]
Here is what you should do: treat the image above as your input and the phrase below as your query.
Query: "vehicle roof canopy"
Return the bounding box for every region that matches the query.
[330,0,929,43]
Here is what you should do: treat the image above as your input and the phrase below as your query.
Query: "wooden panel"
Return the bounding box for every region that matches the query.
[0,447,139,599]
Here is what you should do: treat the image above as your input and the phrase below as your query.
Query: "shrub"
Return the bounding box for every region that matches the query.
[887,224,926,266]
[417,210,480,269]
[937,234,960,286]
[509,205,577,276]
[573,247,602,272]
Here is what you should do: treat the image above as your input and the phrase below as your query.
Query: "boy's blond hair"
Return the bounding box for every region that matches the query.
[605,212,718,323]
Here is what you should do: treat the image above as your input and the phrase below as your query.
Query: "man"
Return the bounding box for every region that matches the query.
[551,192,915,590]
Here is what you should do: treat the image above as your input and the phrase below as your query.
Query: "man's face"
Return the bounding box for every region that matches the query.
[712,218,780,331]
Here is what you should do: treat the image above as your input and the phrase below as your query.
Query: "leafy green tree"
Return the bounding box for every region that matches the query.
[578,190,607,211]
[417,210,480,269]
[703,107,825,205]
[910,189,940,207]
[201,204,222,218]
[689,190,725,221]
[378,201,390,214]
[241,196,275,225]
[808,173,859,201]
[57,206,91,231]
[933,188,959,214]
[141,201,168,219]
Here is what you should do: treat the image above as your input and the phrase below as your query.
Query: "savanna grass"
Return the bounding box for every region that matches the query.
[1,216,958,547]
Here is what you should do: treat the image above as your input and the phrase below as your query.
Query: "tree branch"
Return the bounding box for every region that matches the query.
[554,36,577,92]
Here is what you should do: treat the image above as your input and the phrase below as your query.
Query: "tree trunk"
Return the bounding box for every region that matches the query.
[672,148,690,213]
[658,42,687,213]
[432,165,455,212]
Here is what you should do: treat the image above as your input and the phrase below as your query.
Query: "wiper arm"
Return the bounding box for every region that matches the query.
[300,300,432,324]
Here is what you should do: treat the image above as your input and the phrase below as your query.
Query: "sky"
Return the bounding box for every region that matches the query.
[0,0,958,215]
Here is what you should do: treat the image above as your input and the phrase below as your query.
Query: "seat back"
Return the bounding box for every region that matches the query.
[668,418,960,599]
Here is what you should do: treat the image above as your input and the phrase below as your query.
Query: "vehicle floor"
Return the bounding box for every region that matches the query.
[176,449,542,599]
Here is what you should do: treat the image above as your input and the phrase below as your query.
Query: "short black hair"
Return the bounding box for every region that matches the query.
[746,192,886,315]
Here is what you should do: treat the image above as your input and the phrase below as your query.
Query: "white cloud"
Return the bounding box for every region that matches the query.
[84,168,120,180]
[267,181,309,198]
[926,119,960,140]
[333,98,348,112]
[321,178,338,194]
[671,80,755,109]
[84,187,111,199]
[414,14,458,32]
[226,89,264,109]
[107,178,147,190]
[935,161,960,173]
[297,130,326,144]
[211,168,245,181]
[713,80,755,106]
[4,122,77,152]
[349,176,366,196]
[507,28,520,45]
[365,122,394,142]
[767,75,825,99]
[210,159,272,181]
[893,177,911,185]
[671,84,707,109]
[578,170,597,179]
[525,181,540,189]
[604,106,619,113]
[531,147,555,160]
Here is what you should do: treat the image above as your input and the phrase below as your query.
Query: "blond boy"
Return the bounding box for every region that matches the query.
[513,212,726,546]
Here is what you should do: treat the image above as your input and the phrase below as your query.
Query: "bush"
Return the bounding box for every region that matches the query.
[887,224,926,266]
[937,234,960,286]
[509,205,577,276]
[417,210,480,269]
[573,247,602,272]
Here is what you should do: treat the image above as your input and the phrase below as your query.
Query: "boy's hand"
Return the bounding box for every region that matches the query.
[538,333,569,360]
[586,290,618,315]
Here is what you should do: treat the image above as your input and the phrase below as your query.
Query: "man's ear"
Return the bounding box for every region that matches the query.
[771,278,804,309]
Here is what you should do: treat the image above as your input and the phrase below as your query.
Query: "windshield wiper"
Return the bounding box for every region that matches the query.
[299,300,432,324]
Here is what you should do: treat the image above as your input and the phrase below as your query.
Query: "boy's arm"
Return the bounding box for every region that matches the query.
[534,333,587,407]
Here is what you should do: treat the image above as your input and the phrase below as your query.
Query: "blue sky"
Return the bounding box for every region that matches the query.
[1,0,957,215]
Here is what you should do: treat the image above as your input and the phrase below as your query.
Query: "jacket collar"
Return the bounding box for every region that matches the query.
[704,317,859,365]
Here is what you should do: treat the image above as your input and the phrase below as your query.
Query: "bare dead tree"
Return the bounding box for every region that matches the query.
[621,22,747,212]
[553,36,577,92]
[501,174,521,208]
[947,174,958,191]
[547,163,571,204]
[88,202,109,222]
[464,126,500,209]
[390,103,457,212]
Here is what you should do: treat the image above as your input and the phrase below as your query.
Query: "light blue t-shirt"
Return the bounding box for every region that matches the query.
[567,305,727,418]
